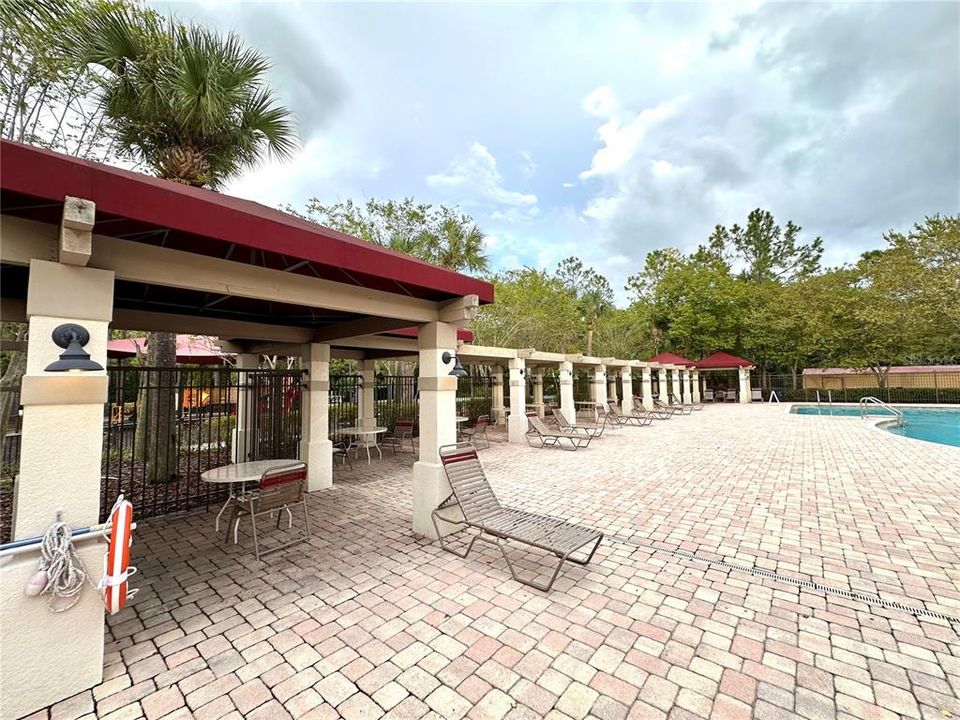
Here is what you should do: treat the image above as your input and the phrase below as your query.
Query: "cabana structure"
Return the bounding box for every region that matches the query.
[0,140,492,717]
[695,351,755,403]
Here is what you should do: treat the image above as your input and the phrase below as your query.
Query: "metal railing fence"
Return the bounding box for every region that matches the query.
[757,371,960,404]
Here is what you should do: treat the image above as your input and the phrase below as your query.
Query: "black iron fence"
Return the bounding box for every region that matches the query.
[101,367,304,522]
[758,371,960,404]
[0,390,20,544]
[329,374,361,437]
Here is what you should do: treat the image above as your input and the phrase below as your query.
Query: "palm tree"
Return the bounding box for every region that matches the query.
[431,210,490,274]
[78,7,298,482]
[81,8,297,187]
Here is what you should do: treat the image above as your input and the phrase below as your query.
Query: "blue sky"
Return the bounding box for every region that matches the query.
[157,1,959,303]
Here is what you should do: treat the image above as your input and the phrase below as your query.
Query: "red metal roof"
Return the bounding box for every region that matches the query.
[803,365,960,375]
[696,351,754,369]
[108,335,230,364]
[647,352,696,367]
[0,140,493,304]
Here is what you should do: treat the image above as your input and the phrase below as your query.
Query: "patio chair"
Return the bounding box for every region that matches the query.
[607,401,652,426]
[226,462,311,561]
[460,415,491,449]
[332,439,353,469]
[525,412,592,450]
[382,418,416,453]
[725,391,738,403]
[433,443,603,591]
[654,398,681,416]
[550,406,605,437]
[631,396,672,420]
[751,389,763,402]
[670,393,702,412]
[703,389,715,402]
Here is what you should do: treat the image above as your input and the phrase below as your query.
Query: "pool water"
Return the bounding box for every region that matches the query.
[792,405,960,448]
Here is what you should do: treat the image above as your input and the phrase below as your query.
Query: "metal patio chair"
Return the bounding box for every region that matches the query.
[225,462,311,561]
[433,443,603,591]
[654,398,681,416]
[607,402,652,426]
[460,415,491,449]
[525,412,592,450]
[550,405,606,437]
[332,439,353,469]
[382,418,416,453]
[671,392,704,411]
[630,397,672,420]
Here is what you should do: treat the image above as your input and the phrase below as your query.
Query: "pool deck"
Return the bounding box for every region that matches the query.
[28,404,960,720]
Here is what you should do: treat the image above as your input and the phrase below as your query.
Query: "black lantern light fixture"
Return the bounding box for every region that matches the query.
[441,351,468,378]
[44,323,103,372]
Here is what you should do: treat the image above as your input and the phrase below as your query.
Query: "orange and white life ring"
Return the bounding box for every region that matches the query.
[100,496,137,615]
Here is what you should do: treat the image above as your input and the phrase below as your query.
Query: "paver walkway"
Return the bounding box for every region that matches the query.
[29,405,960,719]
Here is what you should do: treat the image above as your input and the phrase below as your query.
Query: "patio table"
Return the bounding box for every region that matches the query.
[575,400,600,422]
[337,426,387,464]
[202,458,300,533]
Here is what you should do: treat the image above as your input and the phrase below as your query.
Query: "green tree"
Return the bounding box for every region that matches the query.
[554,257,614,355]
[296,197,489,274]
[705,209,823,283]
[79,8,298,482]
[81,7,297,187]
[472,268,581,352]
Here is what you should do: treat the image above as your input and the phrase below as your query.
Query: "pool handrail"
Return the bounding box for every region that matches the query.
[858,396,904,427]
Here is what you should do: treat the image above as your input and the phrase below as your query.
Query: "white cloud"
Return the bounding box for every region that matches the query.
[581,85,618,118]
[519,150,537,178]
[426,142,538,210]
[578,92,689,179]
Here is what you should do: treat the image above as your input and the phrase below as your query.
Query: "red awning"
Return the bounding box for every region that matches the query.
[696,351,754,369]
[108,335,230,365]
[647,352,696,367]
[0,140,493,305]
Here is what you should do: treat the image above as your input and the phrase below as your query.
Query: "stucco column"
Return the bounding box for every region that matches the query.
[301,343,333,492]
[491,366,505,426]
[532,368,544,417]
[686,370,694,403]
[360,359,377,445]
[559,361,575,423]
[658,369,669,403]
[672,369,681,402]
[413,322,458,538]
[692,371,701,403]
[593,365,607,411]
[739,367,752,403]
[607,374,617,404]
[507,358,527,443]
[642,367,654,410]
[231,353,258,463]
[620,368,633,413]
[3,259,113,718]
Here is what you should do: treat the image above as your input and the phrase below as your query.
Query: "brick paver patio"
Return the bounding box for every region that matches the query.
[28,405,960,719]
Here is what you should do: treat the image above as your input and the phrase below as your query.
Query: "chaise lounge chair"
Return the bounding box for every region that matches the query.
[631,397,672,420]
[526,412,592,450]
[433,443,603,591]
[550,405,606,437]
[671,393,703,412]
[654,398,682,416]
[607,402,652,426]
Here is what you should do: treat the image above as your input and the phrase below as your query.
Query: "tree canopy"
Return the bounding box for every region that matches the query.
[293,197,490,275]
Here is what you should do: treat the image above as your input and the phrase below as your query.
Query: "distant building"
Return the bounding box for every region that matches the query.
[802,365,960,390]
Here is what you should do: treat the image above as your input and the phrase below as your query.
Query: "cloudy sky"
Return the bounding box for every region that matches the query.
[156,1,959,303]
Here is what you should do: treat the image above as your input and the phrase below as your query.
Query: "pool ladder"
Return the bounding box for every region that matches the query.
[858,396,904,427]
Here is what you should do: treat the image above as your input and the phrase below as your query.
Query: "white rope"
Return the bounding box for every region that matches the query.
[36,521,94,613]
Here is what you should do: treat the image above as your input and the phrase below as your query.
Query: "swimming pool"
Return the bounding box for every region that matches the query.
[791,405,960,448]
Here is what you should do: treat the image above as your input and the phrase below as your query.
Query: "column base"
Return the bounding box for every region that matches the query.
[507,414,527,444]
[304,439,333,492]
[413,460,460,538]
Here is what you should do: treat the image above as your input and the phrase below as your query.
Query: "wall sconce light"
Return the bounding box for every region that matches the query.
[518,368,525,376]
[44,323,103,372]
[441,351,468,378]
